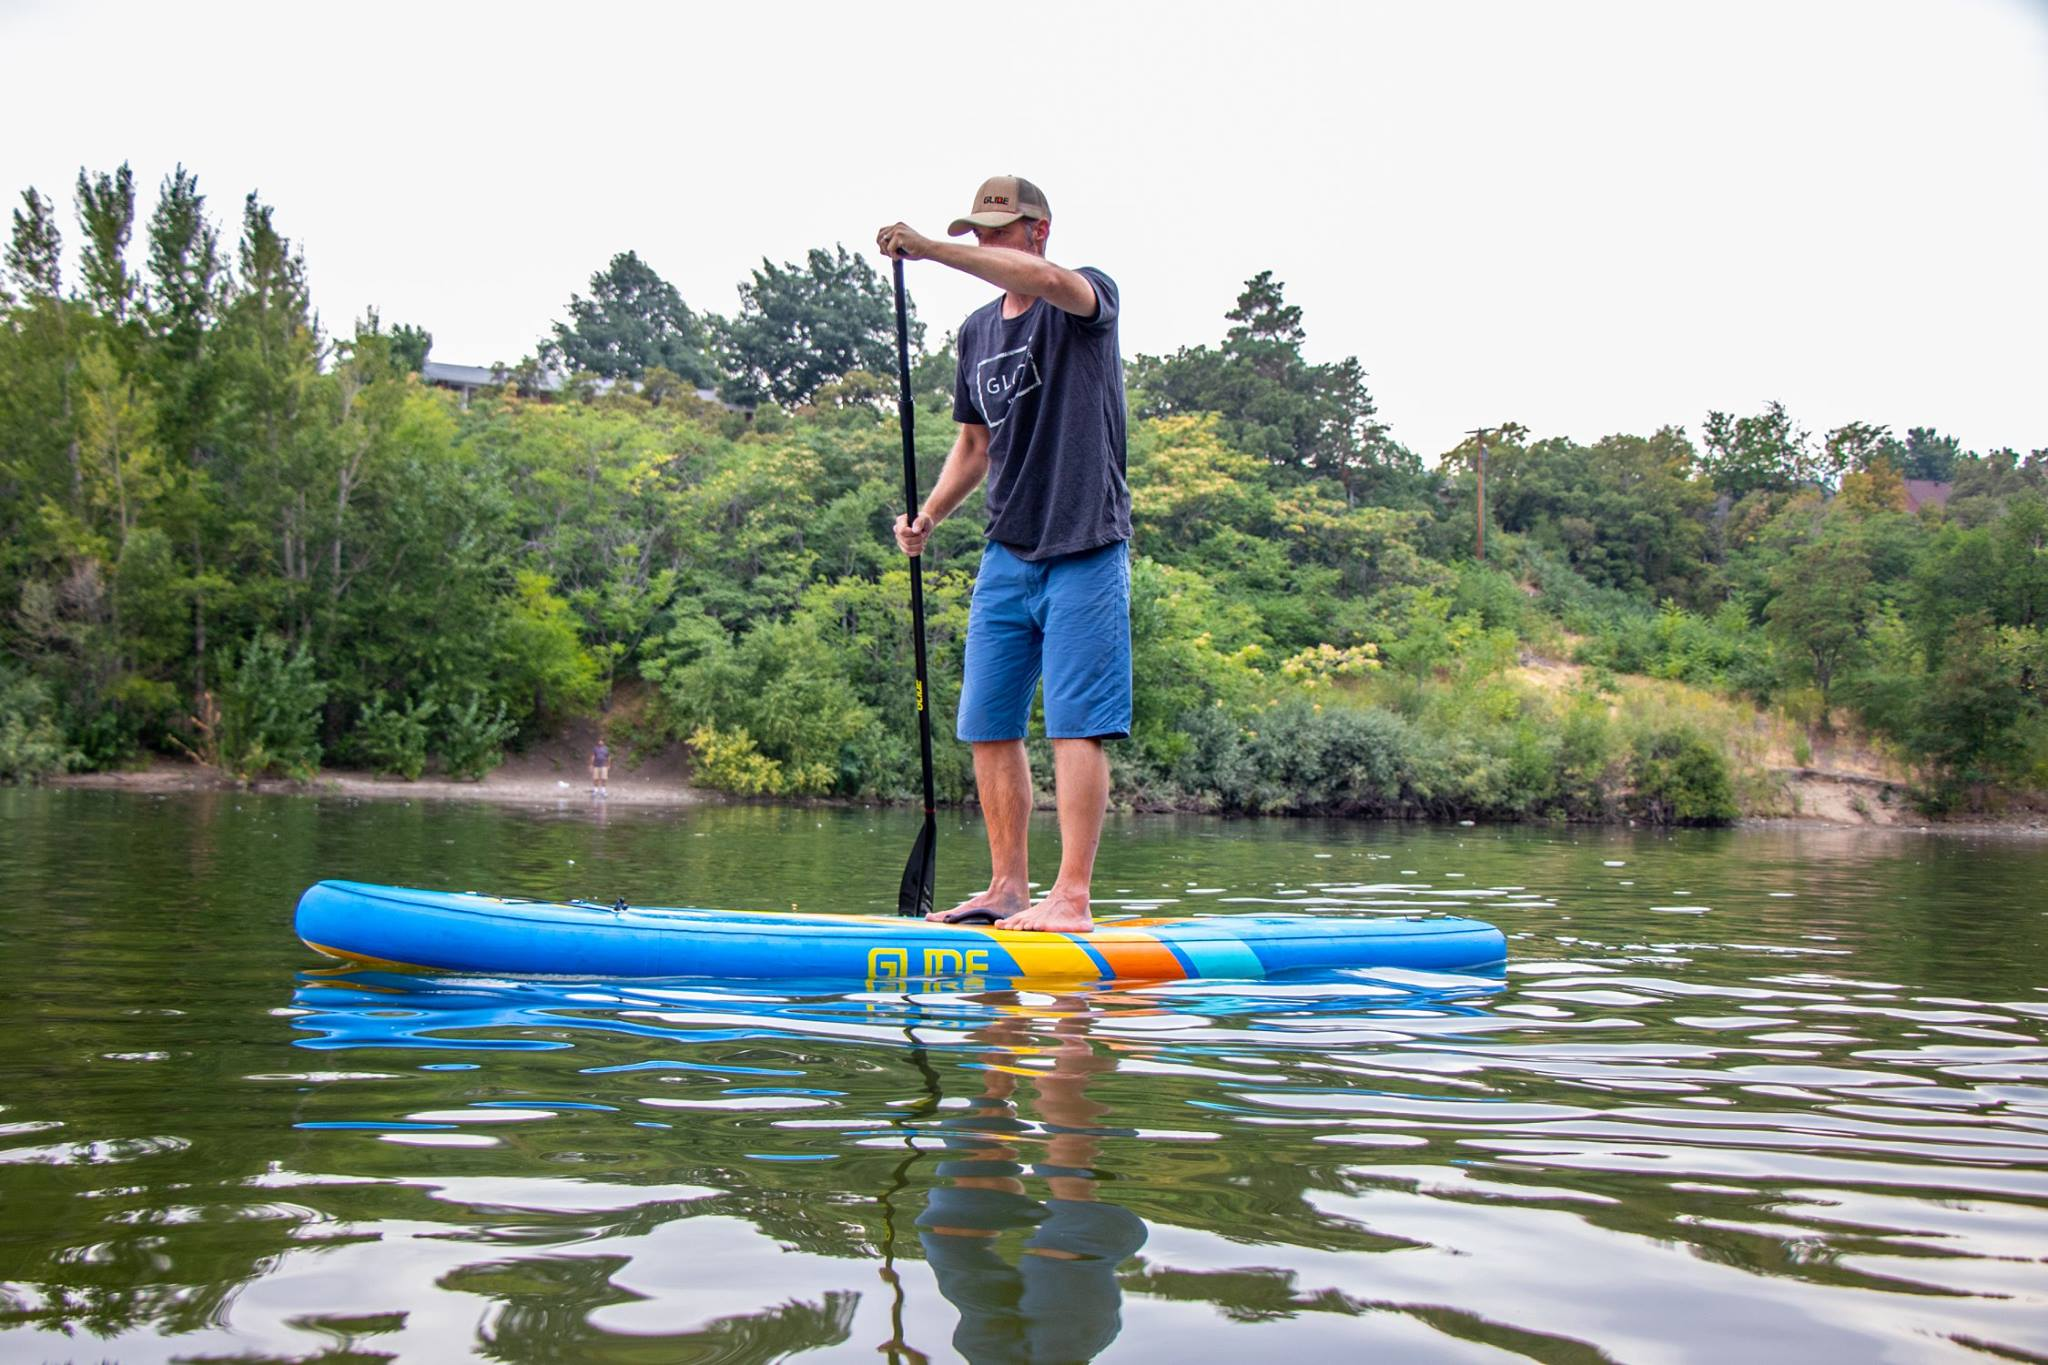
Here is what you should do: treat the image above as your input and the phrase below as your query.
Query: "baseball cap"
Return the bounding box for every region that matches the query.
[947,175,1051,236]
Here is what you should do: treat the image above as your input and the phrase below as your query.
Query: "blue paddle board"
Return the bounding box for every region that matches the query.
[295,880,1505,983]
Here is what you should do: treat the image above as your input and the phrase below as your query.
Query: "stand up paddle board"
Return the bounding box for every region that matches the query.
[295,880,1505,982]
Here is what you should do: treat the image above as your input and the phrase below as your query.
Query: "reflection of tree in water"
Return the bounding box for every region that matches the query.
[453,1253,858,1363]
[1118,1264,1609,1362]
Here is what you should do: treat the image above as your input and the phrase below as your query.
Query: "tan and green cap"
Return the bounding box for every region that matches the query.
[947,175,1051,236]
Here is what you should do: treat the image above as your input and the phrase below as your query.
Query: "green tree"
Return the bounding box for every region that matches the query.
[388,322,432,373]
[74,164,139,327]
[1901,426,1963,482]
[1765,533,1874,719]
[542,250,714,385]
[6,188,62,302]
[1823,420,1903,476]
[1700,401,1820,499]
[1458,426,1713,602]
[715,245,915,408]
[142,165,225,472]
[1130,272,1409,504]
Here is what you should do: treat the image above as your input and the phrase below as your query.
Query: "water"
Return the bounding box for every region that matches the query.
[2,789,2046,1362]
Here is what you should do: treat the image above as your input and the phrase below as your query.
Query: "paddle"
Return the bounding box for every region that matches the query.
[893,257,938,918]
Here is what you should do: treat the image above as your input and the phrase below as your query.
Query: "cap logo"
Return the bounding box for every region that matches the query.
[983,194,1010,206]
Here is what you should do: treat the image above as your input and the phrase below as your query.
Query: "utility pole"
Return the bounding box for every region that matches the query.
[1465,427,1497,561]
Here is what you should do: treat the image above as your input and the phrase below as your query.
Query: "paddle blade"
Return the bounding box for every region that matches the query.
[896,816,936,918]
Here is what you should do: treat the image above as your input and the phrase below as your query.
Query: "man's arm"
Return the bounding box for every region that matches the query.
[876,225,1098,318]
[895,422,991,555]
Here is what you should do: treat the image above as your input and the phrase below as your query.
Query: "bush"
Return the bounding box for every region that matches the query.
[0,667,77,783]
[217,634,327,779]
[1172,699,1444,816]
[689,724,804,796]
[1626,726,1738,825]
[436,689,515,781]
[355,694,437,780]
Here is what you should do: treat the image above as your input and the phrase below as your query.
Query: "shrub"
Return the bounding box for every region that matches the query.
[217,634,327,779]
[355,694,437,780]
[1627,726,1738,825]
[436,689,515,781]
[0,667,77,783]
[1171,698,1444,816]
[687,724,832,796]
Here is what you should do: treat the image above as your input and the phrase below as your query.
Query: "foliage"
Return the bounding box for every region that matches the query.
[435,689,515,781]
[715,244,918,409]
[216,633,325,779]
[1626,726,1739,825]
[354,693,436,780]
[1451,427,1714,603]
[1,160,2041,819]
[540,250,715,385]
[1700,401,1844,499]
[0,666,77,782]
[1130,272,1419,506]
[688,724,809,797]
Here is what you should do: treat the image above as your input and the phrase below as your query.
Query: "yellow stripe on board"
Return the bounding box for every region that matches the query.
[302,940,432,972]
[967,927,1105,979]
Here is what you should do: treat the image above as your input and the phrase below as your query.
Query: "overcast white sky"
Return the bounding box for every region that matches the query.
[3,0,2043,460]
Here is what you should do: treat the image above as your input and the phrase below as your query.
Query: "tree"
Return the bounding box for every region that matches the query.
[1700,401,1814,499]
[3,188,79,516]
[1823,420,1902,476]
[6,189,61,302]
[143,166,225,471]
[388,322,432,374]
[542,251,714,385]
[1471,426,1714,603]
[1129,272,1405,503]
[1902,426,1963,482]
[1766,533,1874,720]
[74,163,139,326]
[714,244,915,409]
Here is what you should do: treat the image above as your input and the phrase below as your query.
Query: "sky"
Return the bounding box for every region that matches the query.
[2,0,2044,461]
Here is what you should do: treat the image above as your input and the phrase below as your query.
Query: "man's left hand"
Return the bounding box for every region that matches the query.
[876,222,937,261]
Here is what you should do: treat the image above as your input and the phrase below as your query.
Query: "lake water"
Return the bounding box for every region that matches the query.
[2,789,2046,1363]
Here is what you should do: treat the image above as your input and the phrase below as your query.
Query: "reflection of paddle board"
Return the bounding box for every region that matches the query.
[296,880,1505,982]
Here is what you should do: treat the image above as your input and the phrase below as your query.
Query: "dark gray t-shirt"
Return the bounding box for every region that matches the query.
[951,266,1130,561]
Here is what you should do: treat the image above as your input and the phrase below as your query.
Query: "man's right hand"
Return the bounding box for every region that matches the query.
[894,511,935,557]
[876,222,938,261]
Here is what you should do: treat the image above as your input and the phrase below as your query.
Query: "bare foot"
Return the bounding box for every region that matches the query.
[996,887,1093,934]
[926,887,1029,924]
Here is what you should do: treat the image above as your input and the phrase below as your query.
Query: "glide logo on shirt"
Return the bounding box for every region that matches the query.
[974,340,1041,432]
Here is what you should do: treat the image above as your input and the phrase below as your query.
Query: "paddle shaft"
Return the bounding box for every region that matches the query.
[893,259,938,914]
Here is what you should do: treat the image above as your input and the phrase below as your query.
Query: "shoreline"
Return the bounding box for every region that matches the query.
[44,758,706,809]
[38,760,2048,836]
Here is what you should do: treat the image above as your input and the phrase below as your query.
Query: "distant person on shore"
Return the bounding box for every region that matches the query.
[878,175,1131,936]
[589,738,610,797]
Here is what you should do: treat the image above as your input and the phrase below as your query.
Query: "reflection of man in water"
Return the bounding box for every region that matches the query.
[915,1005,1147,1364]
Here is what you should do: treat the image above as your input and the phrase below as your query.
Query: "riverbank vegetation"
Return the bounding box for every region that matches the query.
[3,164,2042,820]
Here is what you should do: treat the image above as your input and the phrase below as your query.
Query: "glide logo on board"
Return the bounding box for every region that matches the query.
[973,341,1040,431]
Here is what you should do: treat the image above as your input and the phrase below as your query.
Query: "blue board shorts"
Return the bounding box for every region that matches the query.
[957,540,1132,743]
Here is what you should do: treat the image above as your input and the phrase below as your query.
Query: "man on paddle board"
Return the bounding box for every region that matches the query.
[878,175,1131,935]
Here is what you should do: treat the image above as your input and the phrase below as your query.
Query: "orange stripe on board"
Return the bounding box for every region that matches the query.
[1086,930,1187,981]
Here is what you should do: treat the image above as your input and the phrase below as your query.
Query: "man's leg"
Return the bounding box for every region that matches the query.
[933,739,1034,921]
[1000,739,1105,933]
[933,545,1043,922]
[1002,543,1129,934]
